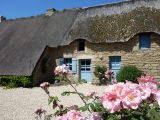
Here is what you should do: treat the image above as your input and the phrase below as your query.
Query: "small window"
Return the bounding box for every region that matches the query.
[139,34,151,49]
[64,58,72,70]
[78,40,85,51]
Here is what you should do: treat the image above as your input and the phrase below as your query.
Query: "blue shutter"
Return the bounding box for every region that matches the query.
[72,58,77,73]
[59,58,64,65]
[139,34,151,48]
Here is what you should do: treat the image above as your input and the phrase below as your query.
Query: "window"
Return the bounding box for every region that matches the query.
[109,56,121,78]
[59,58,77,73]
[80,59,91,71]
[139,34,151,49]
[64,58,72,70]
[78,40,85,51]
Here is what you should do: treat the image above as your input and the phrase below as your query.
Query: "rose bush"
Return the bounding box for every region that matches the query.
[35,64,160,120]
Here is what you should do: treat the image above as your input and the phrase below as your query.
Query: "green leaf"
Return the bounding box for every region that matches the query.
[48,96,59,105]
[61,92,66,96]
[92,101,104,112]
[107,114,119,120]
[140,116,145,120]
[131,118,139,120]
[48,97,54,105]
[53,96,59,101]
[79,104,90,112]
[54,110,60,116]
[78,92,85,98]
[89,103,95,111]
[61,91,76,96]
[132,111,143,116]
[147,108,160,120]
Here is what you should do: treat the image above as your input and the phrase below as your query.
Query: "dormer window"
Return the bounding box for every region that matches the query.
[139,34,151,49]
[78,40,85,51]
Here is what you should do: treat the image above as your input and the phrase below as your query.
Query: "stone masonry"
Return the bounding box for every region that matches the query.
[33,32,160,85]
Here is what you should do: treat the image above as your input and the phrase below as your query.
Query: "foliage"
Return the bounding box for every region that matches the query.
[78,79,87,84]
[116,65,143,83]
[0,75,33,88]
[94,65,107,84]
[36,64,160,120]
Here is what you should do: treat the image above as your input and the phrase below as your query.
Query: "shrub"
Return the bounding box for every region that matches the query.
[78,79,87,84]
[116,65,143,83]
[94,65,107,84]
[0,76,33,88]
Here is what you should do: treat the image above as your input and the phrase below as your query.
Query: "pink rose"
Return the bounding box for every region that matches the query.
[89,112,102,120]
[125,81,139,90]
[113,79,117,84]
[40,82,50,88]
[101,82,147,112]
[122,90,142,109]
[86,91,97,97]
[56,110,86,120]
[138,75,158,85]
[138,84,151,100]
[40,82,50,94]
[139,82,157,95]
[54,66,63,75]
[54,64,69,76]
[102,95,121,113]
[105,69,114,79]
[101,84,123,113]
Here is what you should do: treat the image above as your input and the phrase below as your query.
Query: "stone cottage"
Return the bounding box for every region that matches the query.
[0,0,160,85]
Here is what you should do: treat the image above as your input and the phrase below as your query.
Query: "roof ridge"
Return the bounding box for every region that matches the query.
[81,0,157,10]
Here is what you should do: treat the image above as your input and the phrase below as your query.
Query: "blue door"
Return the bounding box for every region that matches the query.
[80,59,92,81]
[109,56,121,77]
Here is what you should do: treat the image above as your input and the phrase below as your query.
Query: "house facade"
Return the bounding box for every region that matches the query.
[33,33,160,84]
[0,0,160,85]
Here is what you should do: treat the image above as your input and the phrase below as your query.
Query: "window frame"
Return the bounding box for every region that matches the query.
[63,58,72,71]
[78,40,85,51]
[139,34,151,49]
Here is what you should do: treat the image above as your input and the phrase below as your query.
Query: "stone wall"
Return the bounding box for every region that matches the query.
[32,47,53,85]
[33,32,160,85]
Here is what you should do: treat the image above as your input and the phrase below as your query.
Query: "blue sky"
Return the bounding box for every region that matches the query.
[0,0,122,19]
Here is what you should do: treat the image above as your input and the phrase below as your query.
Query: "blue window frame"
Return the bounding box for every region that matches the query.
[64,58,72,70]
[139,34,151,49]
[109,56,121,77]
[80,59,91,71]
[59,58,77,73]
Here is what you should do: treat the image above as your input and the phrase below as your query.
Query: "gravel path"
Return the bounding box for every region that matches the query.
[0,84,106,120]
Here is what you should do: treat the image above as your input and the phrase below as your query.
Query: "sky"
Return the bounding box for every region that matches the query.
[0,0,123,19]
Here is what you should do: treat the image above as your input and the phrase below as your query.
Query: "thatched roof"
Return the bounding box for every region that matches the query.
[0,0,160,76]
[67,0,160,43]
[0,10,78,76]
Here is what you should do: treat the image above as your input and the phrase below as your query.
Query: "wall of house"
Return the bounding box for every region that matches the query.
[33,32,160,85]
[32,47,56,85]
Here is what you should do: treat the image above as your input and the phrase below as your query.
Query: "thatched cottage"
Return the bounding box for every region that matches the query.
[0,0,160,85]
